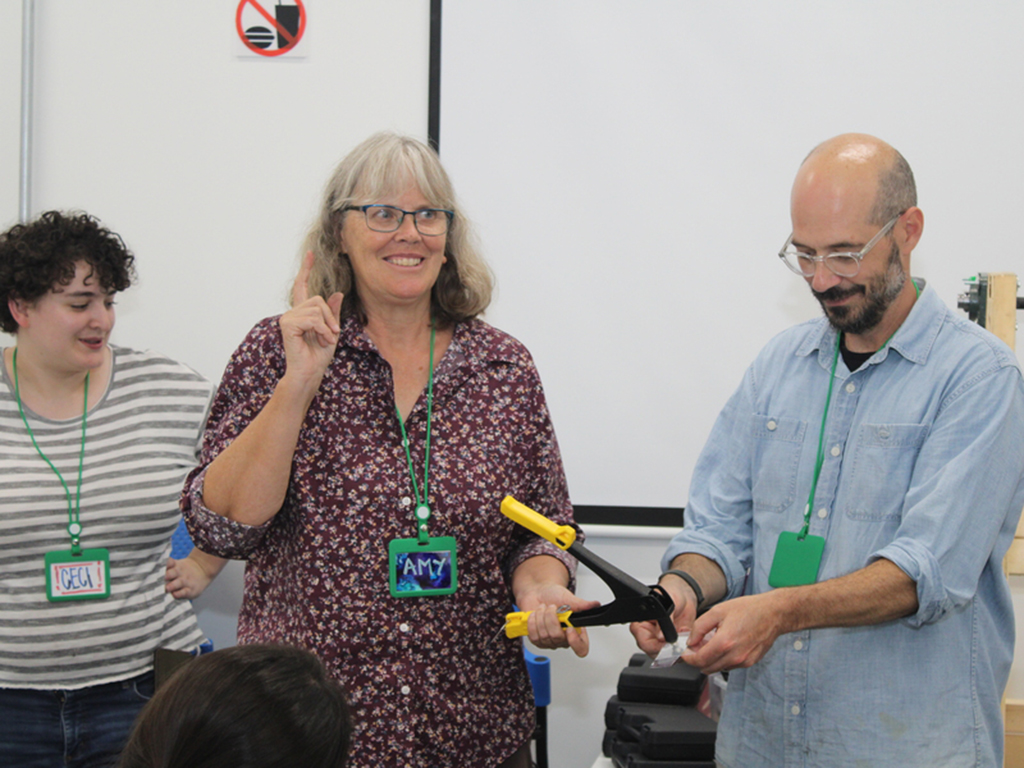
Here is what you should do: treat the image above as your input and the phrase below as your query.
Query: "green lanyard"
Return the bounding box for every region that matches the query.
[799,336,840,539]
[13,349,90,554]
[799,280,920,539]
[396,326,435,544]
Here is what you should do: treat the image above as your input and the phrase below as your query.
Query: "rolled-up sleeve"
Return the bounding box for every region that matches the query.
[183,466,273,558]
[871,364,1024,627]
[180,318,285,559]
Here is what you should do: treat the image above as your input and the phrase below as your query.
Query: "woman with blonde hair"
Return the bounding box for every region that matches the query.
[183,132,595,767]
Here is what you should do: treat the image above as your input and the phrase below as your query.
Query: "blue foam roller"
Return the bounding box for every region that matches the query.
[523,647,551,707]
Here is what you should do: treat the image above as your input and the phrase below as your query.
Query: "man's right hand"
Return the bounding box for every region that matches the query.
[629,575,699,657]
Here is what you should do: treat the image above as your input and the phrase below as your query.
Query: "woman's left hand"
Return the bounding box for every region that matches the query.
[515,579,601,657]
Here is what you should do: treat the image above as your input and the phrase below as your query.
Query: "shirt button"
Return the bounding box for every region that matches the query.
[766,420,777,431]
[830,445,841,457]
[401,496,412,506]
[399,623,410,633]
[401,685,411,695]
[791,704,801,716]
[845,382,856,394]
[878,428,891,439]
[817,508,828,519]
[793,640,803,650]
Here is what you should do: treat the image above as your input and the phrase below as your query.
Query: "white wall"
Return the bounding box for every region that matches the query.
[4,3,1024,768]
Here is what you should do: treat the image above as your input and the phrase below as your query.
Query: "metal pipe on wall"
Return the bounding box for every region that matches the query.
[19,0,34,222]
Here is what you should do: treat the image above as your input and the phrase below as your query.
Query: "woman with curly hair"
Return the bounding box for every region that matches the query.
[0,211,225,768]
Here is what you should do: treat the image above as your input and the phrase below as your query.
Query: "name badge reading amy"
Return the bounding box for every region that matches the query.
[44,549,111,602]
[388,537,458,598]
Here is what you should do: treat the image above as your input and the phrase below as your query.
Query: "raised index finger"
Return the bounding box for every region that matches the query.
[291,251,315,307]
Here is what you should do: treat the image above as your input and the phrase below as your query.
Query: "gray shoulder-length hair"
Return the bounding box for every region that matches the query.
[299,132,493,326]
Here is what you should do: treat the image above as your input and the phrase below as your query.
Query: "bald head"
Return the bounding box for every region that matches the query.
[795,134,916,227]
[789,134,924,349]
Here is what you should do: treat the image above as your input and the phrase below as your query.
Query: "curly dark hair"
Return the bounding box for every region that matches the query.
[0,210,137,333]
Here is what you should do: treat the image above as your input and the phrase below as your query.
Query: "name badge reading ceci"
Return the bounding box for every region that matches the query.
[388,536,458,598]
[44,548,111,601]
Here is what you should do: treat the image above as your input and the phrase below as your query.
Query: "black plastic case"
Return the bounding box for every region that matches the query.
[616,653,705,706]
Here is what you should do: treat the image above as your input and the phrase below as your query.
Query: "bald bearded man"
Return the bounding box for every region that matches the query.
[632,134,1024,766]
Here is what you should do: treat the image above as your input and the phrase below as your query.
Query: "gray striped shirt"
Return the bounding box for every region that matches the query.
[0,345,214,690]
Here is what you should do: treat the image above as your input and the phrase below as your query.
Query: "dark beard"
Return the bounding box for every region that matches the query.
[814,243,905,336]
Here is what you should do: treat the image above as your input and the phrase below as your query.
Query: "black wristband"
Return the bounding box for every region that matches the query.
[660,569,705,608]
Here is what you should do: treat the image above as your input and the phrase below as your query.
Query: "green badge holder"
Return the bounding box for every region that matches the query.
[388,536,458,597]
[44,548,111,601]
[768,531,824,587]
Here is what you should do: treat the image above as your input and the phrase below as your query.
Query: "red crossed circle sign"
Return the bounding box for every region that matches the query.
[236,0,307,57]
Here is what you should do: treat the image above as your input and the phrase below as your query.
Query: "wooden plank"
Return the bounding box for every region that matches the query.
[1008,701,1024,768]
[1005,538,1024,576]
[1007,700,1024,733]
[998,274,1021,766]
[1007,733,1024,768]
[985,272,1017,349]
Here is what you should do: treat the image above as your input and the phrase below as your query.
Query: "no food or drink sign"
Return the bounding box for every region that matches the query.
[236,0,307,58]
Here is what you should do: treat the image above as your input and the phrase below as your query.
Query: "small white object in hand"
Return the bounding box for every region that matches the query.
[651,632,690,668]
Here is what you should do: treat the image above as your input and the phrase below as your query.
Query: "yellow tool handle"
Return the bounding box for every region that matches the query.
[504,609,574,639]
[500,496,577,550]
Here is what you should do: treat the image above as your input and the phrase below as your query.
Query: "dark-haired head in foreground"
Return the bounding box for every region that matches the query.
[117,644,351,768]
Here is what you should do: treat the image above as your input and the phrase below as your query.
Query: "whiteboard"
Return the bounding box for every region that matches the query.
[440,0,1024,508]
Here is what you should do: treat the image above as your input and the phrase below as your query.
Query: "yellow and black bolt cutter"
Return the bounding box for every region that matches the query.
[501,496,679,644]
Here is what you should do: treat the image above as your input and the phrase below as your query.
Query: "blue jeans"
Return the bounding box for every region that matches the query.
[0,671,154,768]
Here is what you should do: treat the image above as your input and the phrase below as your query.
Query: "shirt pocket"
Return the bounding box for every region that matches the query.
[750,415,806,513]
[844,423,928,521]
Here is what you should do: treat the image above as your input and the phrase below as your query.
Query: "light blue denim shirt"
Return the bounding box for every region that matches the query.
[664,283,1024,767]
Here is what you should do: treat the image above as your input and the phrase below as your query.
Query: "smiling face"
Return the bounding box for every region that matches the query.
[339,183,448,320]
[789,136,920,350]
[809,239,907,336]
[11,260,116,374]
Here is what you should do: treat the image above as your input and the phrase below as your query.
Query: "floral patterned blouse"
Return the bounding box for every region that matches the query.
[182,314,580,767]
